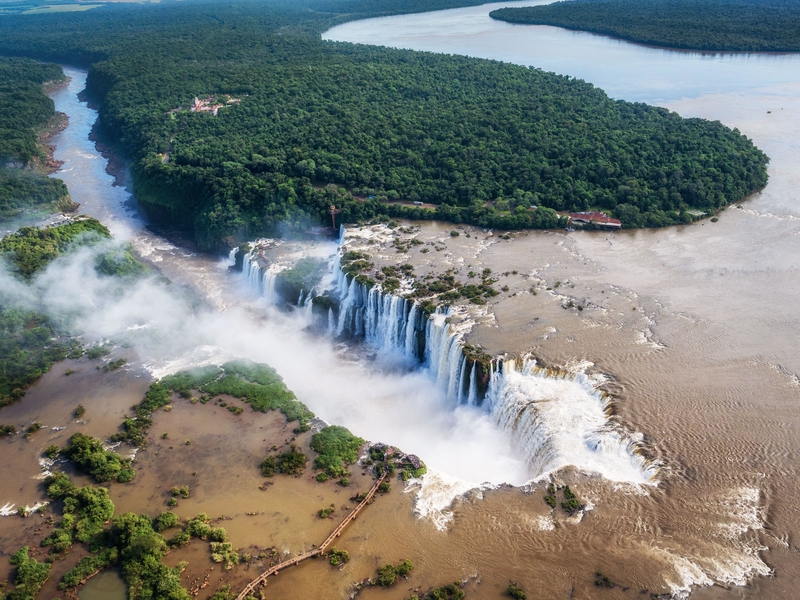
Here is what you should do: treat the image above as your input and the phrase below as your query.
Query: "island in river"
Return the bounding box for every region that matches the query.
[490,0,800,53]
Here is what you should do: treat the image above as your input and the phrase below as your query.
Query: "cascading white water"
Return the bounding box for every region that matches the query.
[240,246,289,303]
[485,357,657,483]
[238,231,656,484]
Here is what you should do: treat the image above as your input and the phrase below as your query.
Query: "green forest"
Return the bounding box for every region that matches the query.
[0,218,148,410]
[0,0,769,246]
[490,0,800,52]
[0,57,71,220]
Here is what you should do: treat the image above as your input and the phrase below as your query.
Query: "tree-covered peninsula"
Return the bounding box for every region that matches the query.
[0,57,73,220]
[490,0,800,52]
[0,0,768,246]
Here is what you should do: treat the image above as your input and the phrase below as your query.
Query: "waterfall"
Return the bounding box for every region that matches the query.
[235,232,656,483]
[240,247,288,303]
[467,362,477,406]
[485,357,656,483]
[304,288,314,319]
[327,307,335,336]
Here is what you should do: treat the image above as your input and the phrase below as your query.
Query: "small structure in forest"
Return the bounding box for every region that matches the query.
[168,95,241,116]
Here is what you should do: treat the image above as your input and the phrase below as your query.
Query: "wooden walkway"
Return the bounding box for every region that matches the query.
[235,472,388,600]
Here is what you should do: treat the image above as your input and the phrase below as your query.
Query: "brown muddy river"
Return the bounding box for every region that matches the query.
[2,3,800,598]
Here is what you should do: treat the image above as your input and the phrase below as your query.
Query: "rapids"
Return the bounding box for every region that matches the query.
[238,236,657,487]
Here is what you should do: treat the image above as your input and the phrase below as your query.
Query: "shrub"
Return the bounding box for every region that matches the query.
[41,474,114,555]
[7,547,51,600]
[210,542,240,569]
[310,425,365,478]
[276,445,306,475]
[171,486,190,499]
[23,421,41,438]
[507,583,526,599]
[74,404,85,418]
[260,456,276,477]
[153,512,180,533]
[44,444,59,459]
[422,582,465,599]
[377,564,397,586]
[62,433,135,483]
[328,548,349,566]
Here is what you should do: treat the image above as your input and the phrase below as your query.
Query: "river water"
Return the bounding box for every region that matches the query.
[19,8,800,597]
[324,4,800,599]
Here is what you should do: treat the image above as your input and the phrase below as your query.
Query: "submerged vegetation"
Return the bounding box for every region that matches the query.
[0,308,79,409]
[0,217,108,278]
[491,0,800,52]
[376,559,414,586]
[544,483,584,515]
[112,360,314,447]
[310,425,365,478]
[412,583,466,600]
[0,57,71,221]
[62,433,136,483]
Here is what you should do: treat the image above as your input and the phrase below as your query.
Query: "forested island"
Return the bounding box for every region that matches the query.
[0,57,73,220]
[490,0,800,52]
[0,0,768,247]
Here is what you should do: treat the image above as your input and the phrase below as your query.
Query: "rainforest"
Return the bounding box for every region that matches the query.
[0,0,768,249]
[490,0,800,52]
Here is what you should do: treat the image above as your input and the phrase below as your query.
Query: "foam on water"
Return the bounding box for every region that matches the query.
[485,357,657,484]
[404,469,493,530]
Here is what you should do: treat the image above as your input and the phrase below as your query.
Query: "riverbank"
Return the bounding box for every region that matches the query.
[489,0,800,53]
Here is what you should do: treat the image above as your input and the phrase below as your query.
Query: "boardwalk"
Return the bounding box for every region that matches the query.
[235,472,388,600]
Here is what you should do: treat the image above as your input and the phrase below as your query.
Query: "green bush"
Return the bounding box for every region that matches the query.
[153,512,180,533]
[6,546,51,600]
[276,445,306,475]
[260,456,276,477]
[422,583,465,599]
[311,426,365,478]
[328,548,349,566]
[377,564,398,586]
[60,548,118,590]
[62,433,135,484]
[41,474,114,555]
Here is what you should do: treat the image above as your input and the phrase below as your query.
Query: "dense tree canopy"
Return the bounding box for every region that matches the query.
[490,0,800,52]
[0,57,70,219]
[0,0,769,246]
[0,217,110,278]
